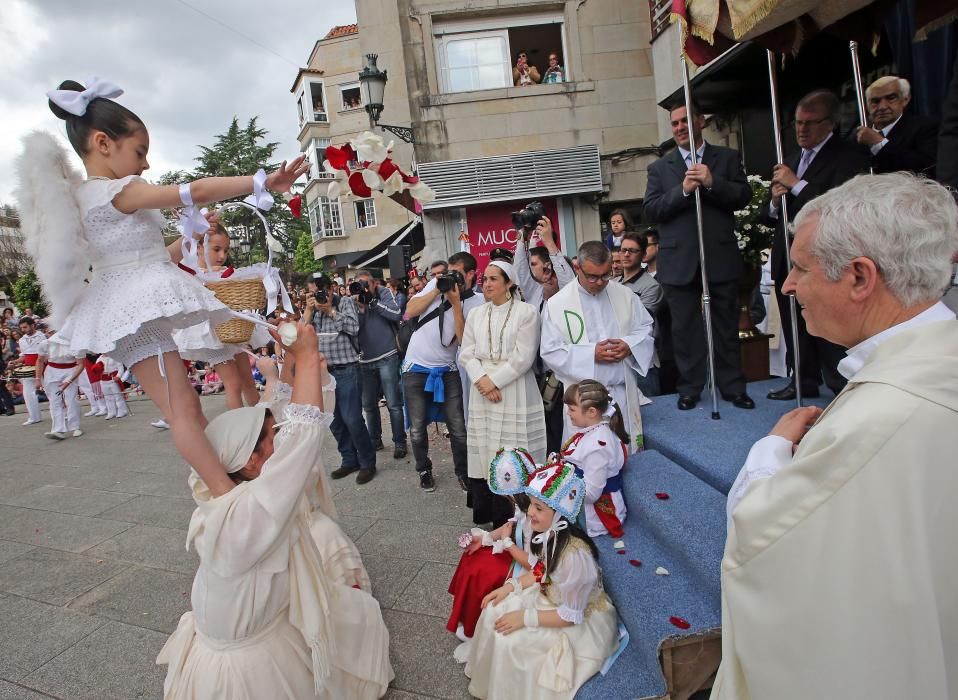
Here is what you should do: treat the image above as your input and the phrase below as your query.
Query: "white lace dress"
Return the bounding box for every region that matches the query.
[53,175,233,367]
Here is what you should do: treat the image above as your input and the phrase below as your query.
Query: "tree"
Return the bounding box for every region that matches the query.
[12,267,48,317]
[0,204,29,293]
[293,231,318,274]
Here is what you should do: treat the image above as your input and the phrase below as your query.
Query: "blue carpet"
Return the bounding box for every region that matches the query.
[641,379,831,494]
[578,450,726,700]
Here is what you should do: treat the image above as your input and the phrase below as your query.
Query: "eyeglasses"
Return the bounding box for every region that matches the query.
[580,271,613,283]
[619,247,642,255]
[793,118,830,128]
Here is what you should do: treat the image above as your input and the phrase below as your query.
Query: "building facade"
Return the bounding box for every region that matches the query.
[354,0,663,273]
[292,24,417,274]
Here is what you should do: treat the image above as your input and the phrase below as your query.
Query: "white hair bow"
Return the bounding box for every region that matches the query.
[243,169,274,211]
[603,403,617,419]
[531,512,569,576]
[47,76,124,117]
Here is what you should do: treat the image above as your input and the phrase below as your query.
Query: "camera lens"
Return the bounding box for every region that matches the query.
[315,290,328,304]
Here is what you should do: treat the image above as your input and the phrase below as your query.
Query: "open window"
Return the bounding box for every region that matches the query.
[306,138,335,181]
[308,196,344,240]
[354,199,377,229]
[434,13,567,94]
[296,79,328,127]
[339,82,363,111]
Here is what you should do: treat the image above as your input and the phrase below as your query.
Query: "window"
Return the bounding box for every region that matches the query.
[306,137,335,181]
[296,79,327,127]
[354,199,377,229]
[434,13,566,94]
[339,82,363,111]
[308,196,344,240]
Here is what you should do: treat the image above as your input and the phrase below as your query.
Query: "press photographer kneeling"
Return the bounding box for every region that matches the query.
[304,274,377,484]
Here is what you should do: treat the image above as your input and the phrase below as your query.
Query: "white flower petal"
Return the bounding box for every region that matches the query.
[408,181,436,204]
[327,180,344,198]
[361,168,383,190]
[382,171,404,197]
[655,566,669,576]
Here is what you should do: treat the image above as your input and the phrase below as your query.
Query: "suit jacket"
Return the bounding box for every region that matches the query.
[866,112,939,177]
[938,51,958,192]
[765,134,869,282]
[644,144,753,286]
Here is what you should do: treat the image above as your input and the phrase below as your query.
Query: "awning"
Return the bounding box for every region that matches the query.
[349,218,424,269]
[416,145,603,210]
[321,250,369,269]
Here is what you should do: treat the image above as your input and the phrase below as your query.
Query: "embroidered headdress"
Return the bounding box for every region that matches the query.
[488,447,535,496]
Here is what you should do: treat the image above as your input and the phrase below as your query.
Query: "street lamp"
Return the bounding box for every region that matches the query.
[359,53,415,143]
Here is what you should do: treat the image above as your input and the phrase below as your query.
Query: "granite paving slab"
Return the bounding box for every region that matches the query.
[382,609,471,700]
[83,525,197,575]
[364,554,427,608]
[0,485,137,517]
[0,505,132,554]
[357,519,466,566]
[95,495,196,531]
[393,561,457,619]
[0,548,129,606]
[0,540,35,566]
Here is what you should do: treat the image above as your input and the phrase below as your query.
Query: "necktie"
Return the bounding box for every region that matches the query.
[684,153,692,168]
[797,148,813,178]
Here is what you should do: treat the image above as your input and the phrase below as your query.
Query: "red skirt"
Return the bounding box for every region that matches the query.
[446,546,513,638]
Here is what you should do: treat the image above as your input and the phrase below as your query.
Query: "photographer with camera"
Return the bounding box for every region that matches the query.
[352,270,408,460]
[402,253,478,493]
[304,274,377,484]
[512,202,575,453]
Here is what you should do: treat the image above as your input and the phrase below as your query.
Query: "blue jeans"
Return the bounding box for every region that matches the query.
[328,363,376,472]
[402,369,468,477]
[361,354,407,446]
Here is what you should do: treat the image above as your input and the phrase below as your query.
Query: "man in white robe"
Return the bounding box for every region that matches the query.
[540,241,654,452]
[713,173,958,700]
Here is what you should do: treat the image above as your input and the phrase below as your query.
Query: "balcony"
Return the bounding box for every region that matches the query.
[650,0,672,42]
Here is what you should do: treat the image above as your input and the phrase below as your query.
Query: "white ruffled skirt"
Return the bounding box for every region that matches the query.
[55,261,233,364]
[464,584,617,700]
[309,511,372,593]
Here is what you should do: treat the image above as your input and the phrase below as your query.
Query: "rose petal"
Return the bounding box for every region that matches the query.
[669,616,691,630]
[382,171,404,197]
[655,566,670,576]
[348,171,372,198]
[629,559,641,567]
[616,550,626,555]
[324,144,356,171]
[221,267,235,278]
[361,168,383,190]
[408,181,436,204]
[327,180,345,199]
[655,492,670,500]
[378,158,400,181]
[287,194,302,218]
[613,540,625,550]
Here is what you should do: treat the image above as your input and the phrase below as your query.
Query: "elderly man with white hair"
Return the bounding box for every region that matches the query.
[712,173,958,700]
[855,75,939,177]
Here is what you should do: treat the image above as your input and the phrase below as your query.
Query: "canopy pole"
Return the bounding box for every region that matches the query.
[766,50,803,409]
[849,41,875,175]
[681,60,721,420]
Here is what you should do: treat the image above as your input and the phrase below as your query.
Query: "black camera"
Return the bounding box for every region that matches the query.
[349,280,371,304]
[511,201,547,234]
[436,270,465,294]
[314,290,329,305]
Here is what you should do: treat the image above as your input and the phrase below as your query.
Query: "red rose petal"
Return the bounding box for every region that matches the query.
[669,616,691,630]
[616,550,626,555]
[629,559,641,567]
[288,194,302,218]
[324,144,356,171]
[177,263,197,275]
[655,492,670,500]
[220,267,235,278]
[348,171,372,198]
[378,158,400,180]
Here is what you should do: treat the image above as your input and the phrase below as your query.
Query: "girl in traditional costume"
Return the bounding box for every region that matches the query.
[157,321,392,698]
[463,461,619,699]
[14,78,307,497]
[447,448,537,642]
[558,380,629,538]
[174,221,269,409]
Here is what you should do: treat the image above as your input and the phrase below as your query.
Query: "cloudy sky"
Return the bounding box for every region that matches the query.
[0,0,357,203]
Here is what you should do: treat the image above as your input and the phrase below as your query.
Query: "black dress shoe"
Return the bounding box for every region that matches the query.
[722,392,755,409]
[677,395,699,410]
[356,468,376,485]
[767,383,820,401]
[330,465,359,480]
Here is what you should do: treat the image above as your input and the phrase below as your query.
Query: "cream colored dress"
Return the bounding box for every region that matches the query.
[459,297,547,478]
[156,402,392,699]
[464,538,618,699]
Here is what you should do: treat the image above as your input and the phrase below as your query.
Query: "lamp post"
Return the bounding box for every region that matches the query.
[359,53,415,143]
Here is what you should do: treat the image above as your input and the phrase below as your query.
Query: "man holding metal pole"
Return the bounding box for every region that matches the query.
[644,100,754,412]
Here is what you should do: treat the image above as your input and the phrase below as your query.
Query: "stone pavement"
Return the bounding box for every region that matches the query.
[0,394,475,699]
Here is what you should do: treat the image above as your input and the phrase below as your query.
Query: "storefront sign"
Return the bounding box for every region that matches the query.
[465,198,562,276]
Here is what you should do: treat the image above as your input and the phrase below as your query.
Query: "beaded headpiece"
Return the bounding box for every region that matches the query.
[524,460,585,521]
[488,447,536,496]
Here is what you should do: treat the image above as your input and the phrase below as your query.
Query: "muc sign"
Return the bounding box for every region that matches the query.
[464,198,562,276]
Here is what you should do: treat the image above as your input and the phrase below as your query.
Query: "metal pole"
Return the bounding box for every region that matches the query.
[766,50,803,409]
[681,60,720,420]
[849,41,875,175]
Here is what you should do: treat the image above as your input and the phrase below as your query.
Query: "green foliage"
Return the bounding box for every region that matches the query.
[12,268,48,317]
[293,231,317,274]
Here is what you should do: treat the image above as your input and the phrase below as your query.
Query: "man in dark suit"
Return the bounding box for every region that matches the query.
[855,75,938,177]
[644,101,754,410]
[766,90,870,401]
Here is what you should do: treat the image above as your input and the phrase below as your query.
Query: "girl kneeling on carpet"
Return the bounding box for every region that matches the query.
[559,379,629,538]
[463,461,618,699]
[447,447,537,642]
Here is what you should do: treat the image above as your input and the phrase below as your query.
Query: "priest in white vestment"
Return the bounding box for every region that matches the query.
[540,241,654,452]
[713,173,958,700]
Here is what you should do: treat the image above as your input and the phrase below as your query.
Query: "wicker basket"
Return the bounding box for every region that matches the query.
[206,278,267,344]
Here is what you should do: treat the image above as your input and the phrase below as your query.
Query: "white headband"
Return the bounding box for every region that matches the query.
[487,259,516,282]
[47,76,124,117]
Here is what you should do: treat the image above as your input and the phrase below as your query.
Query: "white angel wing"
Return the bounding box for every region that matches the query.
[13,131,92,329]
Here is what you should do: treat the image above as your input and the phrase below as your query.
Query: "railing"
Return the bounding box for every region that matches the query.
[650,0,672,42]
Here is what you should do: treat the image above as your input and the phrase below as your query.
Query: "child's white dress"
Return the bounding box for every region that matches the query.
[560,423,627,538]
[54,175,232,368]
[464,537,618,699]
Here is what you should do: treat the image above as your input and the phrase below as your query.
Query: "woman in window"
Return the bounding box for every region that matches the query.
[513,50,540,87]
[543,52,565,84]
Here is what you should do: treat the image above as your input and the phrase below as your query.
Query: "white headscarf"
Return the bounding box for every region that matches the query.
[487,259,516,283]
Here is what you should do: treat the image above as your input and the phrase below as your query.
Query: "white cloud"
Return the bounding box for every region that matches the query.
[0,0,357,203]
